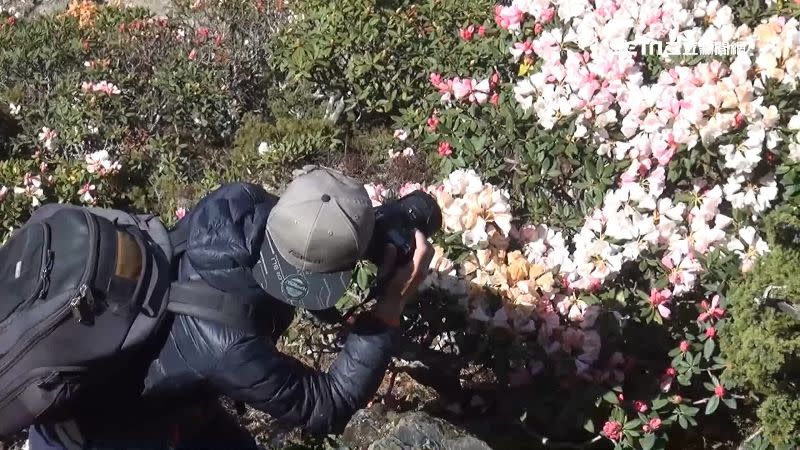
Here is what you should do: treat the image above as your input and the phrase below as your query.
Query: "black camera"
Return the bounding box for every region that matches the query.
[365,190,443,266]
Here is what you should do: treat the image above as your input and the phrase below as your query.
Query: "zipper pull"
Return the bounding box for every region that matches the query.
[70,284,95,324]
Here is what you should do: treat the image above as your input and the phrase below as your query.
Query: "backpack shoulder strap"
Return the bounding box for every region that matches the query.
[167,280,265,333]
[168,216,191,258]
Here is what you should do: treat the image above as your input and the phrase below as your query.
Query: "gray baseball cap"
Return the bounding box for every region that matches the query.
[253,165,375,309]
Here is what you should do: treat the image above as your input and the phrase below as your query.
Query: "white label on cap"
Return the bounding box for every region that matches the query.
[14,260,22,279]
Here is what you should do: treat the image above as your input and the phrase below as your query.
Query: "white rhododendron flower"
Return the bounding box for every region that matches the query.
[723,173,778,214]
[13,173,44,207]
[85,150,122,176]
[38,127,57,150]
[726,226,770,273]
[363,183,388,207]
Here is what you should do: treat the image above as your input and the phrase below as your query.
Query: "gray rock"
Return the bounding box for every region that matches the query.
[342,405,492,450]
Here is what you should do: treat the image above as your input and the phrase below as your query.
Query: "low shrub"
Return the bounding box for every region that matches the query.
[721,204,800,447]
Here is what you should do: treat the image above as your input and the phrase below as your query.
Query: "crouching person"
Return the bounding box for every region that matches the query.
[22,166,435,449]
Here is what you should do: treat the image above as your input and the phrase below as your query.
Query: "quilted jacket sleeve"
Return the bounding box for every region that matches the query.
[211,313,398,436]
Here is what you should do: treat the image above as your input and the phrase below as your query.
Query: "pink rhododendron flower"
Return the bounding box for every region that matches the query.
[195,26,210,44]
[698,294,725,322]
[426,114,439,131]
[540,7,555,23]
[652,138,677,165]
[714,384,726,397]
[494,4,524,31]
[175,207,187,220]
[438,141,453,157]
[477,25,486,37]
[490,71,500,88]
[188,48,198,60]
[642,418,662,433]
[510,40,534,61]
[633,400,649,413]
[451,77,473,100]
[649,288,672,319]
[706,327,717,339]
[459,25,475,41]
[680,340,690,352]
[602,420,623,441]
[78,183,96,205]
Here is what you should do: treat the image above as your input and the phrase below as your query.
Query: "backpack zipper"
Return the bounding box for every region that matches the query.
[71,210,99,323]
[28,223,53,305]
[0,211,100,380]
[0,224,53,328]
[0,367,86,413]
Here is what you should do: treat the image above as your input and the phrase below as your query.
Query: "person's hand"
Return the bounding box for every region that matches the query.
[372,230,434,326]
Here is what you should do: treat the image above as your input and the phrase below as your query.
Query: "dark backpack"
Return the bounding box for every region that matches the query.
[0,203,266,437]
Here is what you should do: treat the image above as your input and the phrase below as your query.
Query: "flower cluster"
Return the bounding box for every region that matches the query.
[372,171,624,381]
[435,169,513,246]
[64,0,99,28]
[85,150,122,176]
[12,173,44,207]
[81,81,122,96]
[481,0,800,296]
[38,127,57,151]
[429,72,501,106]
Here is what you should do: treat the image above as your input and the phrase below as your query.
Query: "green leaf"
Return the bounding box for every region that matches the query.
[624,419,642,430]
[356,266,370,290]
[678,415,688,429]
[470,135,487,153]
[641,433,656,450]
[603,390,620,405]
[703,338,716,360]
[583,419,595,433]
[705,396,720,415]
[652,398,669,410]
[683,406,700,416]
[722,397,737,410]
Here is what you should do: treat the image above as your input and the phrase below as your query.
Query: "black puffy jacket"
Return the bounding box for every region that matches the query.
[134,183,399,437]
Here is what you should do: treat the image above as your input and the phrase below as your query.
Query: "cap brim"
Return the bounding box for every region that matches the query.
[253,231,354,310]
